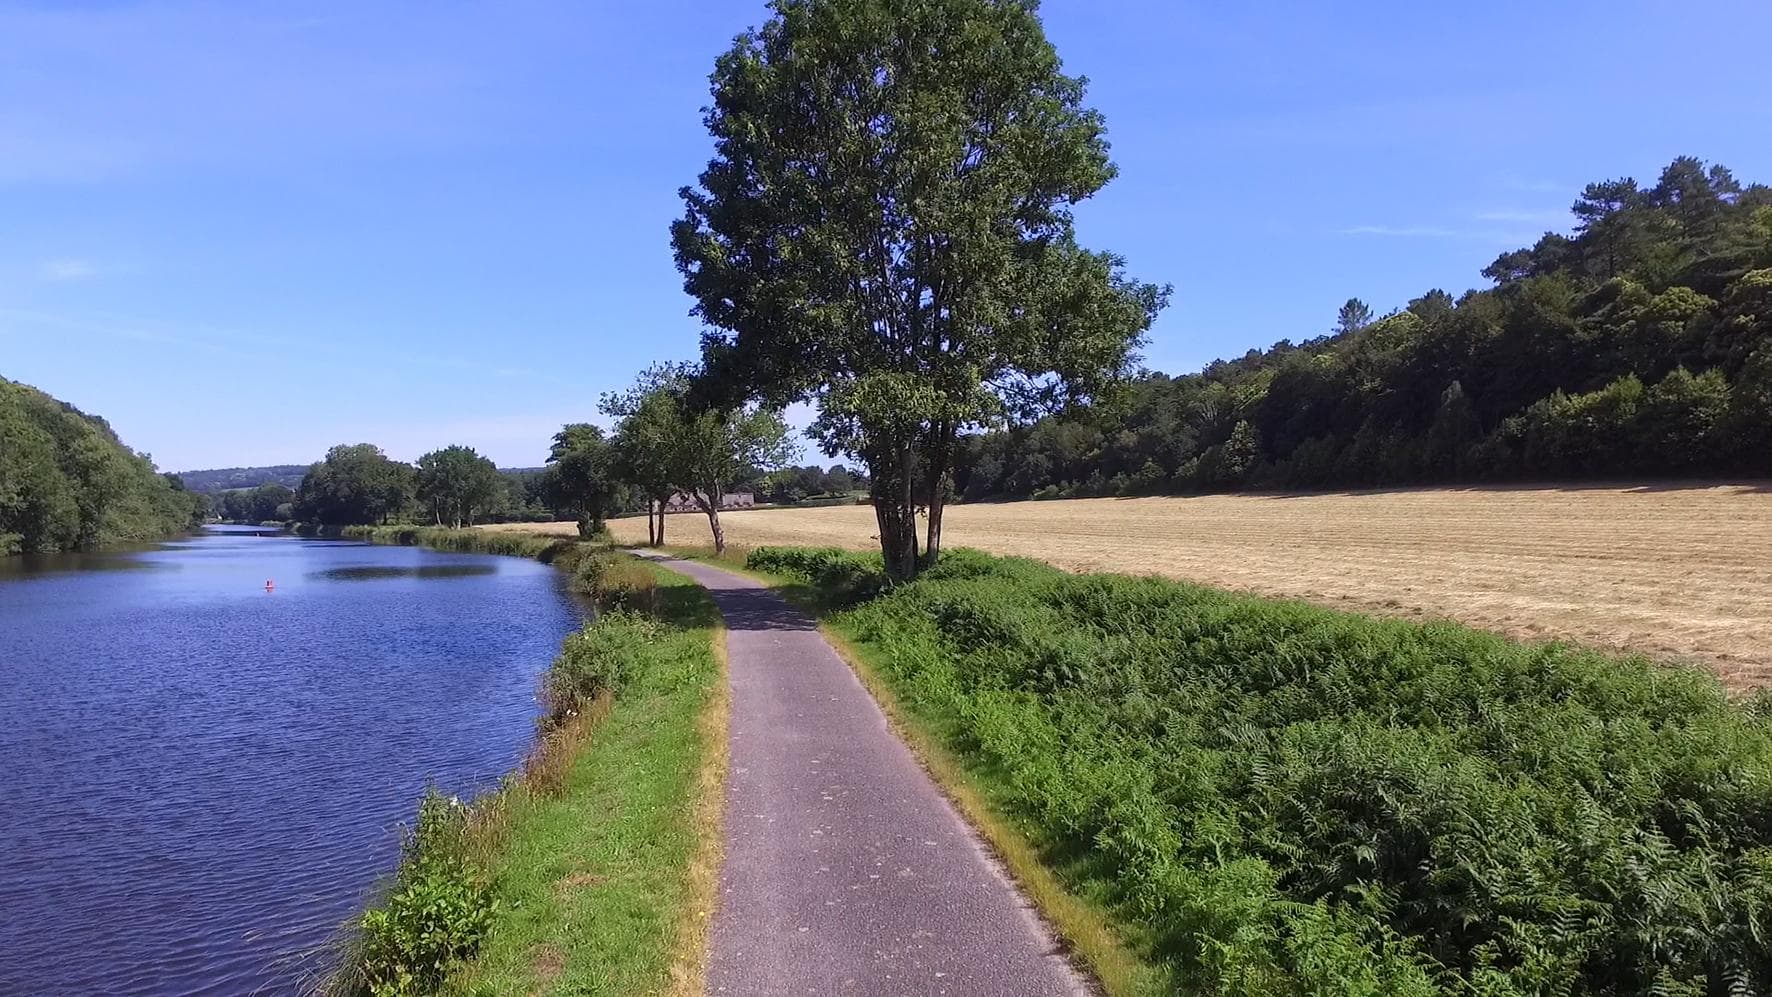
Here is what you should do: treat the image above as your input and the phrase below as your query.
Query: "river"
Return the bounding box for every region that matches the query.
[0,526,582,994]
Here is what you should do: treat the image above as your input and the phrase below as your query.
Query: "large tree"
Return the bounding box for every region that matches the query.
[415,445,503,528]
[541,424,620,538]
[603,363,797,552]
[601,364,694,547]
[292,444,415,526]
[672,0,1166,580]
[674,403,796,554]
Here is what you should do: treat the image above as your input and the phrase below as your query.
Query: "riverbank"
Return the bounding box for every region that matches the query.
[690,544,1772,996]
[323,528,725,994]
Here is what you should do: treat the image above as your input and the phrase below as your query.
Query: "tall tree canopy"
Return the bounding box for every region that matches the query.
[415,445,503,528]
[602,364,694,547]
[217,482,293,523]
[950,156,1772,501]
[672,0,1166,579]
[292,444,415,526]
[1,377,204,553]
[541,424,620,538]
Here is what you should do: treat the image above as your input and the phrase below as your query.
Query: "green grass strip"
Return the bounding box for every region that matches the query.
[455,566,723,996]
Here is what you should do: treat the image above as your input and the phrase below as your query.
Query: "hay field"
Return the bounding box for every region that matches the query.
[490,483,1772,685]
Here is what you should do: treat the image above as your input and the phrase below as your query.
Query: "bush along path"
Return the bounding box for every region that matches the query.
[632,551,1088,997]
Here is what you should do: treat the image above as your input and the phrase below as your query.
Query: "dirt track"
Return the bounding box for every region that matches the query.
[495,483,1772,686]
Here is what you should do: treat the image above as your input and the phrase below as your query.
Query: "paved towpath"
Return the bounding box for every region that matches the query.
[634,552,1086,997]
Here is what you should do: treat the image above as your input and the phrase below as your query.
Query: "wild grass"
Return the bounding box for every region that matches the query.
[326,559,724,996]
[751,544,1772,996]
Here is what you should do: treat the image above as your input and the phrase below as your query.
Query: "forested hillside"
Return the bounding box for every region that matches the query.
[956,157,1772,500]
[176,465,309,494]
[0,379,206,554]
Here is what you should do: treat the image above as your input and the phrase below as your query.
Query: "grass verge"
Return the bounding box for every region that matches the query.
[324,542,726,996]
[738,544,1772,997]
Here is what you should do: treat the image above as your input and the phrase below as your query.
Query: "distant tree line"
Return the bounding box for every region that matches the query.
[952,156,1772,501]
[214,483,294,523]
[176,464,309,494]
[280,424,838,541]
[1,378,207,554]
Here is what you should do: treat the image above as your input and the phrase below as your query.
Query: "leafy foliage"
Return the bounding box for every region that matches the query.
[352,790,494,997]
[539,423,620,538]
[768,546,1772,994]
[955,157,1772,499]
[0,377,204,553]
[414,445,503,528]
[601,364,797,551]
[293,444,417,526]
[673,0,1166,578]
[215,482,294,523]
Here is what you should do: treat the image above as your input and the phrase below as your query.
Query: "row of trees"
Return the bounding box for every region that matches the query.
[946,155,1770,500]
[291,444,578,528]
[285,409,804,544]
[1,378,207,554]
[213,482,294,523]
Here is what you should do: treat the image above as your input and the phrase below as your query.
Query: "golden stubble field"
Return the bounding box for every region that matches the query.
[494,483,1772,686]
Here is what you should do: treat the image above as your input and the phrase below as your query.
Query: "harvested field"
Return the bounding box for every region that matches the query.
[485,482,1772,685]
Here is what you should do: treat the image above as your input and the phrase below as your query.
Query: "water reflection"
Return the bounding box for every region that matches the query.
[314,565,498,581]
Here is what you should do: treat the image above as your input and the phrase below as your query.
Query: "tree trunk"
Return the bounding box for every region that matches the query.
[921,424,953,570]
[697,486,726,554]
[656,494,668,546]
[646,500,657,546]
[874,443,920,582]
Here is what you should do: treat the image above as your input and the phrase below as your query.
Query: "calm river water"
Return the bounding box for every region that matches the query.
[0,526,582,994]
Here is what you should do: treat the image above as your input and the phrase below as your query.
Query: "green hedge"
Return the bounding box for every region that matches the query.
[745,545,888,604]
[826,548,1772,995]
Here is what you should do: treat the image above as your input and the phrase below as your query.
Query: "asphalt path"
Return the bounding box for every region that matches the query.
[636,552,1087,997]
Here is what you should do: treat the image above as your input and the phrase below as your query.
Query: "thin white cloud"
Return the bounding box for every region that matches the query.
[1474,208,1569,225]
[1340,225,1465,238]
[1340,224,1536,244]
[1498,176,1566,194]
[38,258,96,281]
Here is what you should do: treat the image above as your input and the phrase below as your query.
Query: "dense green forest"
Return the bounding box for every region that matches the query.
[176,464,309,494]
[953,157,1772,500]
[0,378,207,554]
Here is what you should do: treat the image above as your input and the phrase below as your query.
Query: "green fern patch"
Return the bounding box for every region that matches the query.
[799,546,1772,995]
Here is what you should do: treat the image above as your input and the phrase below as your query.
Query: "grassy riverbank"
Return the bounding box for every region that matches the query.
[739,545,1772,997]
[325,531,725,995]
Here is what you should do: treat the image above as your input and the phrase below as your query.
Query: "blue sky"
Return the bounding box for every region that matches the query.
[3,1,1769,471]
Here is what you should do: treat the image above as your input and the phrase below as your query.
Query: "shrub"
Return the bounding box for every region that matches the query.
[350,790,494,996]
[831,548,1772,995]
[542,613,666,727]
[568,552,659,610]
[746,545,888,605]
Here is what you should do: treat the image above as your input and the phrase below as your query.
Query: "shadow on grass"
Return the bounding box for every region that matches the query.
[653,581,725,631]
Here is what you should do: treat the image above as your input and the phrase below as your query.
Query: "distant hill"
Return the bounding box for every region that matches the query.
[177,465,310,494]
[956,155,1772,500]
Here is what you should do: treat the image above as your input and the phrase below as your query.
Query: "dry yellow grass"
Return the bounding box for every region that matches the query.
[488,482,1772,686]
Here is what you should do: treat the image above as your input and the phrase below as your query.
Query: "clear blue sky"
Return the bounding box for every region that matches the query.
[3,1,1769,471]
